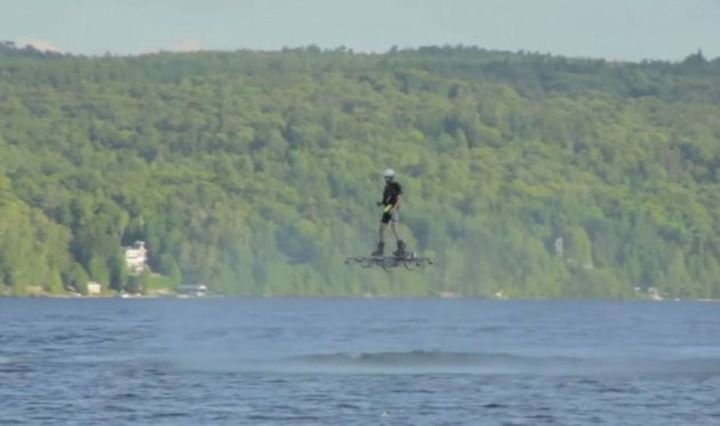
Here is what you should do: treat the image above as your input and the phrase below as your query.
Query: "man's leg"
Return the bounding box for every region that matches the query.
[390,222,401,241]
[391,218,406,257]
[372,223,387,256]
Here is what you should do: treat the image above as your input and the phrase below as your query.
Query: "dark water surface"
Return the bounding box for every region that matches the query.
[1,298,719,425]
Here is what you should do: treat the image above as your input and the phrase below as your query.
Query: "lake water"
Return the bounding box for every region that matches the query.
[1,298,719,425]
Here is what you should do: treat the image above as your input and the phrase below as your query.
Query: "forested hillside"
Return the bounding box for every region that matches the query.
[2,42,720,298]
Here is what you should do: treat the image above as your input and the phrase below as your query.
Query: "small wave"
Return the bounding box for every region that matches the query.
[281,350,720,376]
[283,350,580,374]
[0,356,32,373]
[291,350,564,367]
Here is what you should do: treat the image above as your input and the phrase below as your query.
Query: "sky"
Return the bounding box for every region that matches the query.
[1,0,719,61]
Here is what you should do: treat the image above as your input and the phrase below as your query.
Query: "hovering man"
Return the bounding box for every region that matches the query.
[372,169,406,257]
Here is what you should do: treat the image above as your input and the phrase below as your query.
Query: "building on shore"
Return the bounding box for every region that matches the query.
[87,281,102,295]
[124,241,148,275]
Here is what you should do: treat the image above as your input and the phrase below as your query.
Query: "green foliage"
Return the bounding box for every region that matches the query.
[127,271,175,295]
[62,263,90,294]
[126,271,149,294]
[0,189,71,295]
[1,44,720,298]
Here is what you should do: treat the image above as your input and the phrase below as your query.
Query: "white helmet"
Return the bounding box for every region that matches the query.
[383,168,396,178]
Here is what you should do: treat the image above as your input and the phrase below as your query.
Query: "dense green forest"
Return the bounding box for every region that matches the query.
[1,41,720,298]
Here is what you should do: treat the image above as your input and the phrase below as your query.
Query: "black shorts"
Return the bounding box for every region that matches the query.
[381,210,399,224]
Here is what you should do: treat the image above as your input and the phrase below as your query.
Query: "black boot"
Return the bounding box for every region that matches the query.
[394,240,407,257]
[371,242,385,257]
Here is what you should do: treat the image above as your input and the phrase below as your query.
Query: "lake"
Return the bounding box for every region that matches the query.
[1,298,719,425]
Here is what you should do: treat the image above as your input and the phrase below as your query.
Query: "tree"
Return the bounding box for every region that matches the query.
[1,44,720,298]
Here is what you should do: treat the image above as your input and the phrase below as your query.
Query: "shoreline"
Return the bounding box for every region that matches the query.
[1,294,718,302]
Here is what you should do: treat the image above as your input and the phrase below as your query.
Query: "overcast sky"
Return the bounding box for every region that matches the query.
[1,0,719,61]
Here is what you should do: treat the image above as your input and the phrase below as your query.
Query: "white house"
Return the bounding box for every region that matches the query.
[124,241,148,275]
[87,281,102,295]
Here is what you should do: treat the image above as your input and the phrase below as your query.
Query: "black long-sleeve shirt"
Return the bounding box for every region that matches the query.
[382,182,403,206]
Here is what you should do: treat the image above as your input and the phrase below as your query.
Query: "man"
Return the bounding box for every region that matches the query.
[372,168,406,257]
